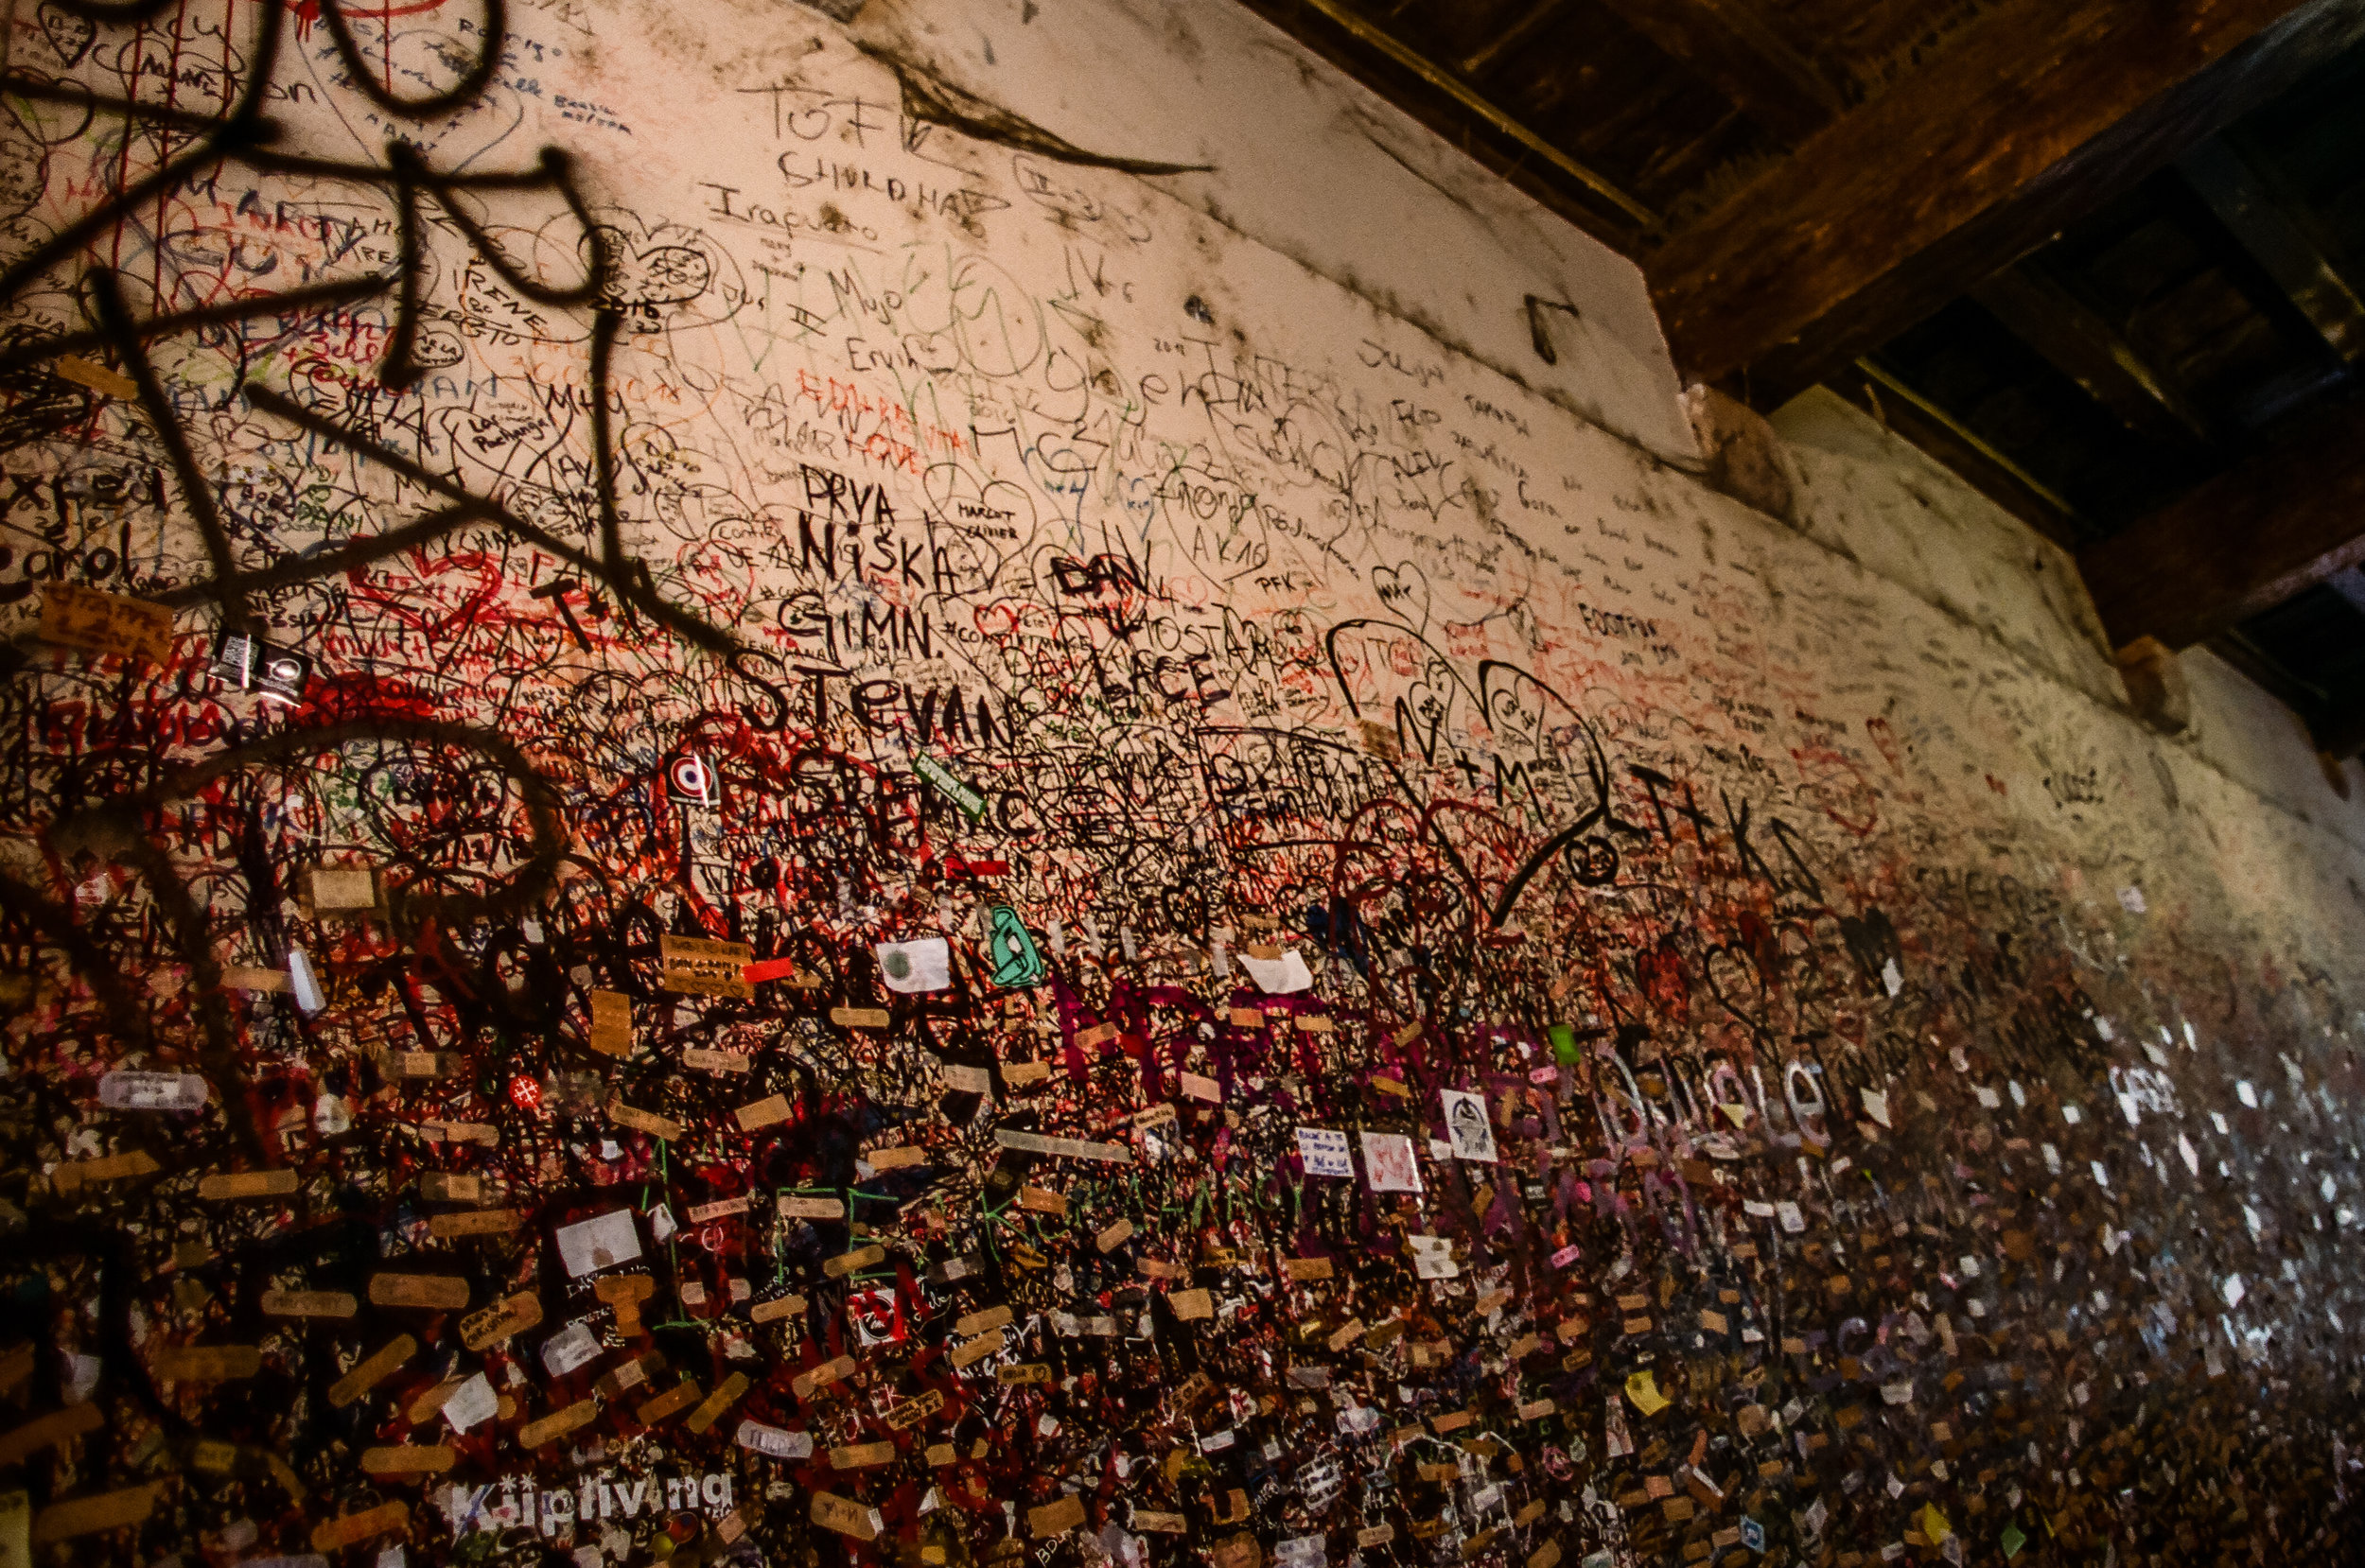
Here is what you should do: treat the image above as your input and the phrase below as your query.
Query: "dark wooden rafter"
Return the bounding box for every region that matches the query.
[2077,399,2365,650]
[2302,571,2365,755]
[2178,137,2365,362]
[1835,360,2082,548]
[1967,266,2215,442]
[1235,0,1662,240]
[1596,0,1846,143]
[1462,0,1569,78]
[1646,0,2365,399]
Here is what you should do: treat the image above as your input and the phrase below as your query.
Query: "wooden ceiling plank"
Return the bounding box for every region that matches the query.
[1280,0,1662,227]
[2309,706,2365,758]
[1462,0,1571,78]
[2325,565,2365,614]
[2076,400,2365,650]
[1646,0,2365,395]
[1835,360,2084,549]
[1967,266,2216,443]
[1601,0,1844,143]
[2178,137,2365,362]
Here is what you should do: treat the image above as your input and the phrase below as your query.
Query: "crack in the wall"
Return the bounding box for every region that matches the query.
[856,42,1213,175]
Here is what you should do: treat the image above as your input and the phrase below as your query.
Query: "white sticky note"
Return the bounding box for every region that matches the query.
[553,1209,642,1277]
[737,1420,814,1459]
[1407,1235,1459,1280]
[442,1371,497,1432]
[1440,1089,1498,1162]
[542,1320,603,1377]
[1359,1131,1424,1193]
[287,948,324,1013]
[1295,1127,1352,1177]
[97,1070,210,1111]
[1239,950,1313,994]
[876,936,952,993]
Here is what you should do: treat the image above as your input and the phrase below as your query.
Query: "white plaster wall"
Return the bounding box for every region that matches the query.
[11,0,2365,1552]
[1772,387,2365,856]
[848,0,1698,463]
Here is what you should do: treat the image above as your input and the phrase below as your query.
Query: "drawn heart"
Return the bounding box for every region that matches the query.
[1325,619,1624,932]
[1370,562,1430,633]
[37,3,95,69]
[610,243,712,308]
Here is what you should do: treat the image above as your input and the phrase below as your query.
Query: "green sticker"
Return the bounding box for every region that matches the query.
[912,752,987,821]
[1548,1023,1579,1064]
[986,906,1046,988]
[2000,1523,2025,1559]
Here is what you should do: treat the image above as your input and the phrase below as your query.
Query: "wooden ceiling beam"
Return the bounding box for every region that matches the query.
[1834,359,2083,549]
[1461,0,1569,78]
[1253,0,1662,233]
[1967,266,2214,443]
[1598,0,1845,143]
[2178,138,2365,362]
[1646,0,2365,399]
[2076,400,2365,651]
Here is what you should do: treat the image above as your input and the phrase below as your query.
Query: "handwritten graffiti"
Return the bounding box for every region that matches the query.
[0,2,2359,1566]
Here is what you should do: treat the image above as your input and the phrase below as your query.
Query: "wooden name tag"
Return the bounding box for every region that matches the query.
[428,1208,525,1238]
[737,1094,794,1131]
[823,1244,886,1279]
[778,1194,843,1219]
[31,1483,166,1543]
[950,1330,1004,1368]
[198,1169,297,1201]
[40,584,171,665]
[370,1274,470,1310]
[638,1378,704,1424]
[0,1403,103,1468]
[608,1098,685,1141]
[519,1401,599,1448]
[685,1372,751,1435]
[884,1387,945,1430]
[329,1335,416,1408]
[812,1491,882,1541]
[419,1172,482,1203]
[660,934,753,999]
[588,989,633,1056]
[1029,1496,1086,1537]
[310,1501,408,1552]
[153,1345,260,1382]
[956,1305,1013,1337]
[792,1353,858,1398]
[458,1292,543,1351]
[359,1444,453,1475]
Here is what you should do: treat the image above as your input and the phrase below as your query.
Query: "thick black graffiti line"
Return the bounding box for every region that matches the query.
[24,716,567,1164]
[0,0,746,660]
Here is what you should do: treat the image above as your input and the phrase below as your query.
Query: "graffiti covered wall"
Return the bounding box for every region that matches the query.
[3,1,2364,1565]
